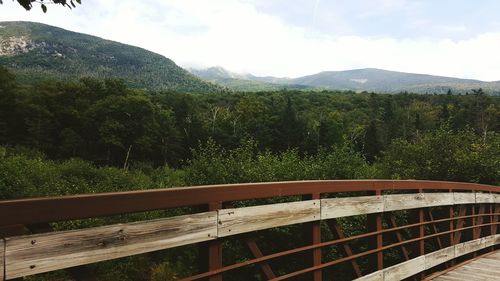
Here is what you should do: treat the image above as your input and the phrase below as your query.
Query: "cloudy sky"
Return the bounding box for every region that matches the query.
[2,0,500,81]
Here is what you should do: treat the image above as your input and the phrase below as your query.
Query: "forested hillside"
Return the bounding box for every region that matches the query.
[2,0,500,278]
[1,64,498,181]
[191,66,500,94]
[1,63,499,279]
[0,21,223,93]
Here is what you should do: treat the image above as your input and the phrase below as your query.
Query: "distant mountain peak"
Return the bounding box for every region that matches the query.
[190,66,499,94]
[0,21,223,93]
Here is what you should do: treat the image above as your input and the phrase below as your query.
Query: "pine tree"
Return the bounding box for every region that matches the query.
[363,120,382,163]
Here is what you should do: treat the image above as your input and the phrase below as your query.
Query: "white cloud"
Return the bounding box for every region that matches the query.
[438,25,467,33]
[1,0,500,81]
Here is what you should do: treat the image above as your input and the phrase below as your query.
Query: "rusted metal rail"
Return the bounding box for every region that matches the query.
[0,180,498,280]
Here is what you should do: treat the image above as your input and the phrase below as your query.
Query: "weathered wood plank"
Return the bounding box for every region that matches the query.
[446,270,493,281]
[384,193,453,212]
[321,195,383,219]
[474,259,500,267]
[1,239,4,281]
[453,192,476,204]
[484,250,500,260]
[433,275,468,281]
[425,193,455,207]
[450,266,500,280]
[384,256,425,281]
[5,212,217,279]
[384,193,425,211]
[218,200,320,237]
[482,235,496,247]
[355,235,500,281]
[454,238,485,257]
[463,264,500,275]
[425,246,455,270]
[492,234,500,245]
[476,192,494,203]
[355,271,383,281]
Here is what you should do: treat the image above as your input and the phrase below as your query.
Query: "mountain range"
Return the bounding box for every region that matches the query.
[0,21,223,93]
[187,66,312,91]
[1,21,499,94]
[189,66,500,94]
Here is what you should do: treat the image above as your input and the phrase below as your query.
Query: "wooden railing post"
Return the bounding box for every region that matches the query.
[453,205,468,245]
[493,204,500,235]
[302,193,322,281]
[1,238,5,281]
[449,189,455,267]
[418,189,425,279]
[367,189,383,272]
[471,204,477,258]
[475,204,486,240]
[208,202,223,281]
[376,190,383,271]
[490,192,494,239]
[198,202,223,281]
[449,189,454,248]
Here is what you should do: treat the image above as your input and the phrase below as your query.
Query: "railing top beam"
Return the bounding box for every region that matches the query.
[0,180,497,226]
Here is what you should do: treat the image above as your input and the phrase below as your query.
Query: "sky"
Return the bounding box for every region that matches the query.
[2,0,500,81]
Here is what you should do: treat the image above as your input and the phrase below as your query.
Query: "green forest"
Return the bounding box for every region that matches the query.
[1,64,499,280]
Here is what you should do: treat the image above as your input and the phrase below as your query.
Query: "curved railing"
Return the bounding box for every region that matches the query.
[0,180,499,280]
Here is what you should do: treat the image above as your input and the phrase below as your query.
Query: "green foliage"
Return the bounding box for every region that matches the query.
[0,64,499,176]
[380,128,500,184]
[184,139,375,186]
[0,59,499,280]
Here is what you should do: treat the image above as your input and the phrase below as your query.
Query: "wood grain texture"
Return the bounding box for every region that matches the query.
[454,238,484,257]
[384,256,425,281]
[463,264,500,274]
[482,235,496,247]
[425,246,455,270]
[384,193,426,211]
[354,271,383,281]
[353,235,500,281]
[1,239,4,281]
[384,193,453,212]
[218,200,320,237]
[5,211,217,279]
[476,192,494,203]
[432,276,463,281]
[453,192,476,205]
[321,195,383,219]
[494,234,500,244]
[431,250,500,281]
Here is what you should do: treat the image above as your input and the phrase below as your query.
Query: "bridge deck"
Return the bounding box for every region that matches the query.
[430,250,500,281]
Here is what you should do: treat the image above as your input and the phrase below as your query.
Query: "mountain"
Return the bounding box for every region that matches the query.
[2,21,498,94]
[188,66,249,81]
[288,68,500,94]
[0,21,223,93]
[191,66,500,94]
[188,66,311,92]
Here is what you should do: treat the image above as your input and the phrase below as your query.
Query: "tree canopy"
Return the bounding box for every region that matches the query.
[2,0,81,13]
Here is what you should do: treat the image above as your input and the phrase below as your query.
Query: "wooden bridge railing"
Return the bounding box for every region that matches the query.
[0,180,499,280]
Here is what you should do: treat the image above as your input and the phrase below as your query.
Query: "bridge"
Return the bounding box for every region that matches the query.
[0,180,499,280]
